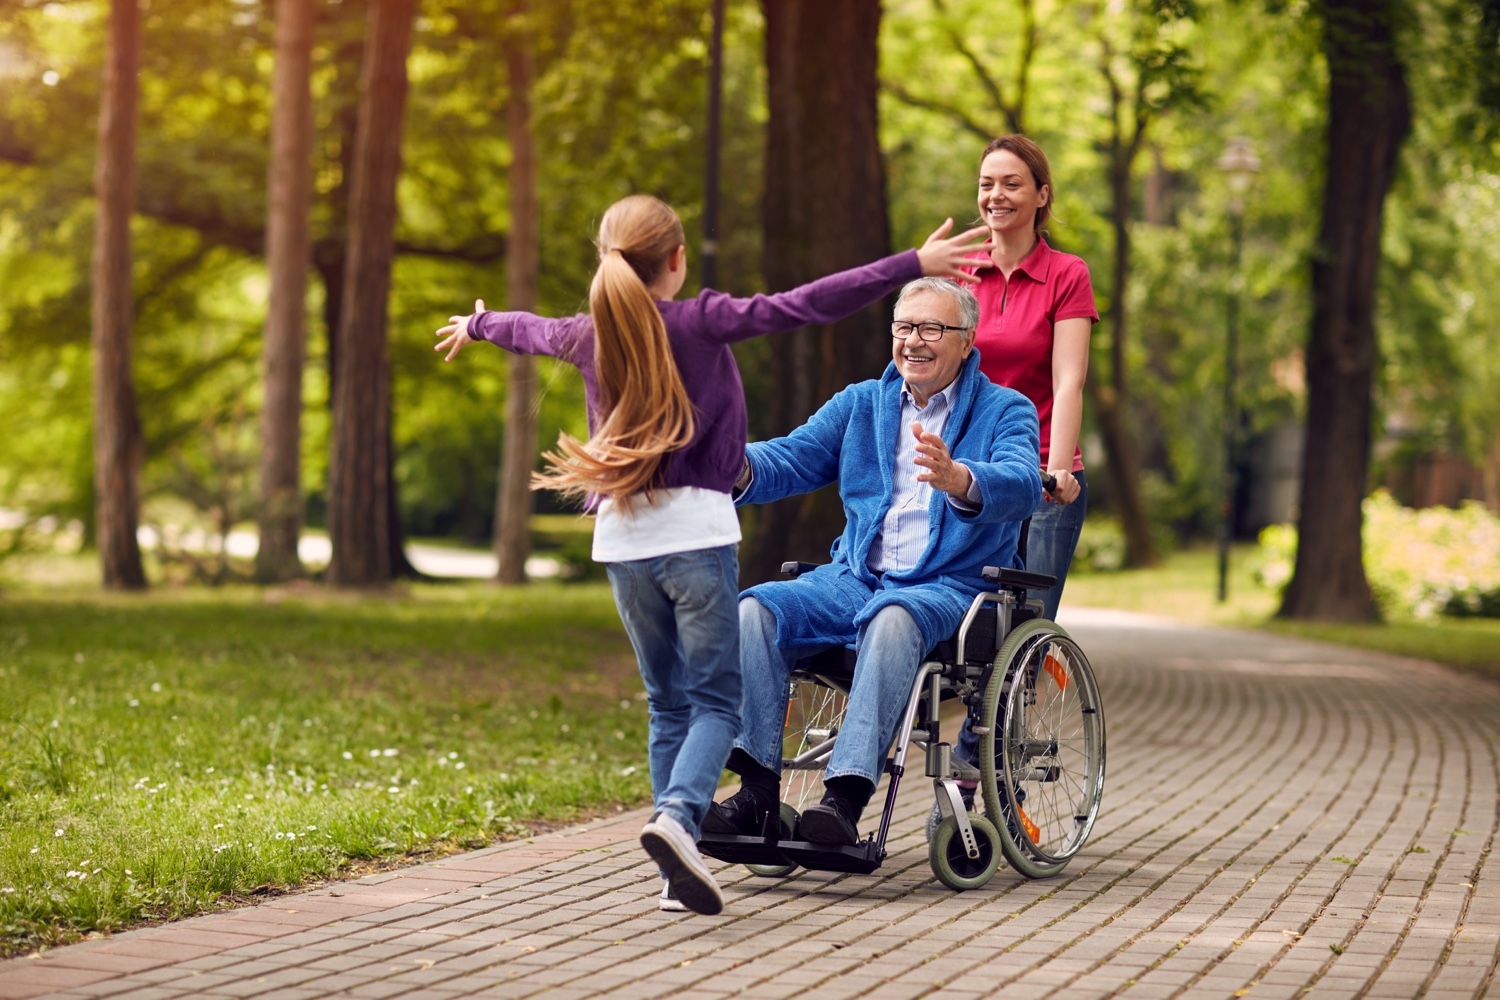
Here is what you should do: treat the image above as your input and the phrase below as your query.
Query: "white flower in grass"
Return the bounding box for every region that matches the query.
[620,766,637,776]
[437,758,447,767]
[128,699,139,707]
[92,868,101,875]
[464,786,473,795]
[2,887,14,894]
[213,824,225,830]
[369,750,380,758]
[29,848,38,855]
[382,748,399,757]
[447,752,458,759]
[619,699,630,710]
[306,825,317,832]
[150,682,161,693]
[342,751,353,760]
[124,870,131,875]
[275,832,284,840]
[49,719,59,729]
[65,870,81,878]
[53,829,63,838]
[455,762,465,770]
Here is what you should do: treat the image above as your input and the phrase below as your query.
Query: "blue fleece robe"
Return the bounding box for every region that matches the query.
[739,350,1042,654]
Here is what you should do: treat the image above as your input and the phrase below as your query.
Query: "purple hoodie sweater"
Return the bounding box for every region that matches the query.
[467,250,924,496]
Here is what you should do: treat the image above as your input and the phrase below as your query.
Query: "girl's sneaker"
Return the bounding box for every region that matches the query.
[659,882,688,912]
[640,812,724,915]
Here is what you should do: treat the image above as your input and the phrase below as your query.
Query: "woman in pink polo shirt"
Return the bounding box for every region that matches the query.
[970,134,1098,621]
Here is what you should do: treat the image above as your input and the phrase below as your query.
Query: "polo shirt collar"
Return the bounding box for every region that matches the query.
[1014,237,1055,283]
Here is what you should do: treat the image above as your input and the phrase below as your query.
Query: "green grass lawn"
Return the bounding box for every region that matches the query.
[0,582,649,956]
[1066,545,1500,681]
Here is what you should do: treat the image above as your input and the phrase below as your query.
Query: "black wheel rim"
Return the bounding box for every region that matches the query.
[944,828,993,879]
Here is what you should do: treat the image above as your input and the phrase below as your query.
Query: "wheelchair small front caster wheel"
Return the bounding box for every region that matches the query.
[928,815,1002,890]
[745,803,800,878]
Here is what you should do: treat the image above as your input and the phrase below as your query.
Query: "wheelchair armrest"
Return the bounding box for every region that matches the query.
[981,565,1058,591]
[781,561,821,578]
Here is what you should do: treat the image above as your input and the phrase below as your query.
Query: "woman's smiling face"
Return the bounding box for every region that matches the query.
[978,149,1049,237]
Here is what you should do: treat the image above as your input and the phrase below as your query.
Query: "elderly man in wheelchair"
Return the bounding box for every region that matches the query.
[698,277,1105,888]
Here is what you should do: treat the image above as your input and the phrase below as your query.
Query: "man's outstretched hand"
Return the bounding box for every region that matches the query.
[912,421,973,497]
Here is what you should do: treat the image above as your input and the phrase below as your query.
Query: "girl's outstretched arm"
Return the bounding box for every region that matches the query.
[434,299,589,363]
[690,220,993,345]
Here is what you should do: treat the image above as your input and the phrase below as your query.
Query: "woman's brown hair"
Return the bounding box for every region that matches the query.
[532,195,696,510]
[981,134,1053,235]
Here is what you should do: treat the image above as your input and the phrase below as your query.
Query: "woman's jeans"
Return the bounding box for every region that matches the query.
[956,471,1088,766]
[606,545,742,841]
[1027,470,1089,622]
[735,598,926,787]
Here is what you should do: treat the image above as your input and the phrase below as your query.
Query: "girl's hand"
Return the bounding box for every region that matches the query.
[434,298,484,361]
[912,421,973,496]
[1044,468,1080,505]
[915,218,994,282]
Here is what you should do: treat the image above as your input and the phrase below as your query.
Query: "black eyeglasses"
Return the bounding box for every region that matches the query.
[891,321,970,342]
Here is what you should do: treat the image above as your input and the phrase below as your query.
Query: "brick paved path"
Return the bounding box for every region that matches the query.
[3,609,1498,999]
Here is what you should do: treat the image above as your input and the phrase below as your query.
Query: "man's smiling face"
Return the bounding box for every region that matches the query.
[892,288,974,407]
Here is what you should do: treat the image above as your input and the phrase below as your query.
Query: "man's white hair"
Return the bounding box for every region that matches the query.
[894,277,980,331]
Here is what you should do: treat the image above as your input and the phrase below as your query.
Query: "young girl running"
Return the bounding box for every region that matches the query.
[434,194,989,915]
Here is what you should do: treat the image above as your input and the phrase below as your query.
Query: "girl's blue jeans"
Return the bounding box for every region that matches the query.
[605,544,742,841]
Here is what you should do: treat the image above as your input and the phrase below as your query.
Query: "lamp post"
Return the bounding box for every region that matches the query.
[1215,136,1260,602]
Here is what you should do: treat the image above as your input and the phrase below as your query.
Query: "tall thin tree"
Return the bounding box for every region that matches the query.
[256,0,317,583]
[327,0,419,587]
[493,3,539,586]
[1279,0,1411,621]
[92,0,147,590]
[740,0,891,585]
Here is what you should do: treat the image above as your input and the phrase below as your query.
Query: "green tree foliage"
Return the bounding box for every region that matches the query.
[1,0,1496,569]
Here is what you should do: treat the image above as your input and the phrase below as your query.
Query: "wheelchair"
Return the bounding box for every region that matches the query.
[697,560,1106,890]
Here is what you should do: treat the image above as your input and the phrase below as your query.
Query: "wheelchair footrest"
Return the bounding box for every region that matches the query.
[697,831,793,869]
[777,838,884,875]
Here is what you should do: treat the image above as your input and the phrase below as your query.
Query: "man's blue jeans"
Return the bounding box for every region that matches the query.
[606,545,742,841]
[735,598,927,787]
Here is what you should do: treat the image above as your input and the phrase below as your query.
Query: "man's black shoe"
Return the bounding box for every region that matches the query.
[799,792,862,846]
[702,788,774,837]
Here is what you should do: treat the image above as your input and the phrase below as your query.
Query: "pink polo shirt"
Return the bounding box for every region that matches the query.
[967,239,1098,472]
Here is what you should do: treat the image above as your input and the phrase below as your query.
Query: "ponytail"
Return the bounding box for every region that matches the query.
[532,195,696,511]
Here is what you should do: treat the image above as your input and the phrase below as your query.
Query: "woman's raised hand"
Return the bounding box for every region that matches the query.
[434,298,484,361]
[915,218,994,282]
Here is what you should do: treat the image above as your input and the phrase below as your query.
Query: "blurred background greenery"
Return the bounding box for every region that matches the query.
[0,0,1497,607]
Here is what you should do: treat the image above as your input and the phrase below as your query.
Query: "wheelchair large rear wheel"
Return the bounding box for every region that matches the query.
[979,619,1105,878]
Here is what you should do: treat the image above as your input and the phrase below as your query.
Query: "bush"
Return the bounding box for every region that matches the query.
[1255,491,1500,618]
[1073,514,1126,572]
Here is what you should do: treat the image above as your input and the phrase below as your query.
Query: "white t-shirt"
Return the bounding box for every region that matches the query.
[591,487,742,563]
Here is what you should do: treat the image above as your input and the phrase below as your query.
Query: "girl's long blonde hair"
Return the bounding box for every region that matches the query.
[532,195,697,510]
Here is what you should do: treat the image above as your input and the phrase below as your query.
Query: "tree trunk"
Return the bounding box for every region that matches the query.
[91,0,147,591]
[1278,0,1410,622]
[327,0,418,587]
[741,0,891,586]
[493,10,538,586]
[1091,153,1157,568]
[255,0,317,583]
